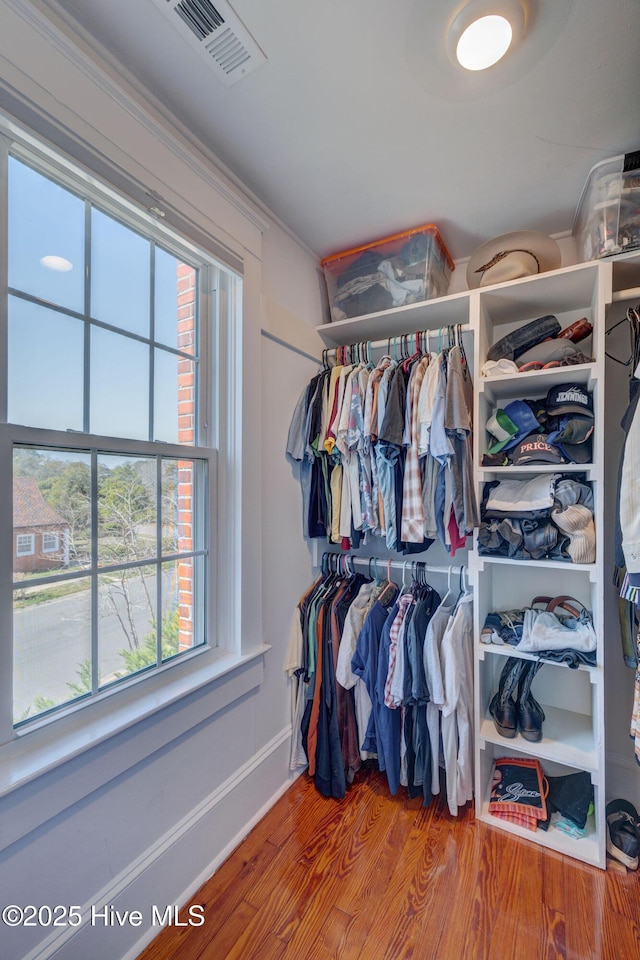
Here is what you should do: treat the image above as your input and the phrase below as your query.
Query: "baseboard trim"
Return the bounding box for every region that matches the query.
[27,726,296,960]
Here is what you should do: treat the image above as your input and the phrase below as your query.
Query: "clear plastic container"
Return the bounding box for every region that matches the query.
[573,151,640,261]
[321,224,454,322]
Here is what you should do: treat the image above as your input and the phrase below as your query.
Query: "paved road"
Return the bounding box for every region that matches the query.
[13,572,167,721]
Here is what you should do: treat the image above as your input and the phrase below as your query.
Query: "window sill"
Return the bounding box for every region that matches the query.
[0,643,270,821]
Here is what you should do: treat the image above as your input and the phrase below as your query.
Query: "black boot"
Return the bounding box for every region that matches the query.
[489,658,525,738]
[516,660,545,742]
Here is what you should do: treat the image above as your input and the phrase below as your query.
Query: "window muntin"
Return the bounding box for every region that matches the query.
[7,156,201,446]
[16,534,34,556]
[42,533,60,553]
[5,150,217,730]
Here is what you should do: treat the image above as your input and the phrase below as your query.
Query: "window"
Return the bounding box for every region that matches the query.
[16,534,34,557]
[2,132,235,732]
[42,532,60,553]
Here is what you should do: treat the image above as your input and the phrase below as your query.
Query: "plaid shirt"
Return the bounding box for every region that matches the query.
[401,356,430,542]
[384,593,414,708]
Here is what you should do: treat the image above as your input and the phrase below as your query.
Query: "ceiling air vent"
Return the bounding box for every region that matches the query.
[152,0,267,86]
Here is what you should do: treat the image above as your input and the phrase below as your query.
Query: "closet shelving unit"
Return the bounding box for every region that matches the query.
[315,249,640,869]
[471,260,608,868]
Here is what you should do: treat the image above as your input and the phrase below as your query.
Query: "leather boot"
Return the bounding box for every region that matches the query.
[516,660,545,742]
[489,657,525,738]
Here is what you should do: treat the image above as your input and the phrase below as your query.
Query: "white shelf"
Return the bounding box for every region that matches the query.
[475,555,596,574]
[478,362,597,397]
[477,262,601,326]
[477,803,601,866]
[477,642,597,676]
[479,706,598,773]
[478,465,593,478]
[316,259,608,347]
[316,291,471,346]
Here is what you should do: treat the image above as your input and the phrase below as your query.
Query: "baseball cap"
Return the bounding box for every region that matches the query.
[509,434,566,466]
[486,408,518,453]
[547,415,594,464]
[486,399,541,454]
[546,383,594,418]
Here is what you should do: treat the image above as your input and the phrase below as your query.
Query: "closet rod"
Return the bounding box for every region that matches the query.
[322,552,466,578]
[324,324,471,357]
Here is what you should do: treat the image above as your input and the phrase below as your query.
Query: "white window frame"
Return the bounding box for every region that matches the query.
[16,533,34,556]
[0,115,254,777]
[41,532,59,553]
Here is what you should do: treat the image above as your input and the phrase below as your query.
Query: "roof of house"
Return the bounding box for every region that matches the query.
[13,477,67,529]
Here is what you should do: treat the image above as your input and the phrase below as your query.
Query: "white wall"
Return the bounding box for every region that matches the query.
[0,4,323,959]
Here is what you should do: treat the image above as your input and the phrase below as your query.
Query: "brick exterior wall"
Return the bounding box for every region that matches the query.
[176,263,196,651]
[14,525,68,575]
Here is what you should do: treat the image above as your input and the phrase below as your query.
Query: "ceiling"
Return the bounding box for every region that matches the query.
[42,0,640,264]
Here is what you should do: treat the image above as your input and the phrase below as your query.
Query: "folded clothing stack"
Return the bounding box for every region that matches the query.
[481,595,597,665]
[489,757,548,831]
[478,474,596,563]
[482,314,593,377]
[482,383,594,467]
[538,771,594,837]
[489,762,594,836]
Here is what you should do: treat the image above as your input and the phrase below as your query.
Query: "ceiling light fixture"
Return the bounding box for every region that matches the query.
[407,0,573,102]
[446,0,527,72]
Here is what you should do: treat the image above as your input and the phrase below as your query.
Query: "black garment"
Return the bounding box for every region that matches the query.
[314,577,347,798]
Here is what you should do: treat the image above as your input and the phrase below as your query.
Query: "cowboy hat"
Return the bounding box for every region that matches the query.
[467,230,561,289]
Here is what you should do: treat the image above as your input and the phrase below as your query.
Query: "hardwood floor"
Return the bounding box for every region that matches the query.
[137,768,640,960]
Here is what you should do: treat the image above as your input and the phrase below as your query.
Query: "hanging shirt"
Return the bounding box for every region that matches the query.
[444,344,478,538]
[335,580,383,756]
[401,355,430,542]
[440,590,474,815]
[423,590,457,795]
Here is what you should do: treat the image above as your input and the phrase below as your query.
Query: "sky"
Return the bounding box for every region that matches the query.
[7,156,195,443]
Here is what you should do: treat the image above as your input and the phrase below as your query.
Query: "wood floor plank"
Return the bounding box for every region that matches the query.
[298,906,354,960]
[197,899,257,960]
[563,856,608,960]
[136,771,640,960]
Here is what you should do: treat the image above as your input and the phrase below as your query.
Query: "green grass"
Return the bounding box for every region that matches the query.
[14,579,91,608]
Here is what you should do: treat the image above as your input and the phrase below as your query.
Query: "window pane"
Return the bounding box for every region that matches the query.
[98,564,157,684]
[156,248,196,355]
[13,577,92,724]
[154,349,196,444]
[14,448,92,575]
[91,208,150,337]
[8,157,84,313]
[161,556,204,658]
[161,459,179,554]
[8,296,84,431]
[98,455,157,566]
[90,327,149,440]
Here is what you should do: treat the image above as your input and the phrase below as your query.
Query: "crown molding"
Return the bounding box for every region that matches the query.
[2,0,271,236]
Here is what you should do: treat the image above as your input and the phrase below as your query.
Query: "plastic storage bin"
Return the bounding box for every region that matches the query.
[321,224,454,322]
[573,151,640,261]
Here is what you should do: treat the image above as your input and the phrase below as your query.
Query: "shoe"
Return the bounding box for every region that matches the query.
[555,317,593,344]
[487,314,561,362]
[516,660,545,742]
[606,799,640,870]
[489,658,525,738]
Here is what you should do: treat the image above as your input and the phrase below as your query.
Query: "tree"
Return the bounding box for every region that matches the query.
[117,608,180,674]
[46,460,92,564]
